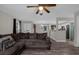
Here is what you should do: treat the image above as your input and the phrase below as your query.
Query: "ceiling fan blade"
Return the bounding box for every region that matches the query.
[27,6,38,8]
[36,9,39,14]
[39,4,56,7]
[43,7,50,13]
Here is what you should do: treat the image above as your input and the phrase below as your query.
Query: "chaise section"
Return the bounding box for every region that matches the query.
[25,39,51,49]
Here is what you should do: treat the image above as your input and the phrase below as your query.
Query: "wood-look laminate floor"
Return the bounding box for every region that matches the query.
[21,40,79,55]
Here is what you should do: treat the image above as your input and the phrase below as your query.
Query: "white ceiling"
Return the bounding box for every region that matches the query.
[0,4,79,22]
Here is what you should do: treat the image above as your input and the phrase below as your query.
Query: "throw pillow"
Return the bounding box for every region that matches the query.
[0,36,16,51]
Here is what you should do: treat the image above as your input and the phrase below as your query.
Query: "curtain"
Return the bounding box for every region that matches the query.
[19,21,21,33]
[13,18,16,34]
[33,24,36,33]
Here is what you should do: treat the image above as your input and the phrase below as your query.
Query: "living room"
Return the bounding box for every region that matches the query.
[0,4,79,55]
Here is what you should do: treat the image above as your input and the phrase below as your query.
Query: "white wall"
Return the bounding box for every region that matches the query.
[74,12,79,47]
[0,11,13,34]
[50,31,66,42]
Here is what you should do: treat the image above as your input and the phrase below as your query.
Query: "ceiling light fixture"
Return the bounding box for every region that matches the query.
[38,6,43,15]
[27,4,56,15]
[38,6,43,11]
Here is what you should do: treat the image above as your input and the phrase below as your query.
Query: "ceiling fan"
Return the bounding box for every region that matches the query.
[27,4,56,15]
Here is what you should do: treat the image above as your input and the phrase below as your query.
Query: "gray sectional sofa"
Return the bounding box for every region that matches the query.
[12,33,51,49]
[0,33,51,55]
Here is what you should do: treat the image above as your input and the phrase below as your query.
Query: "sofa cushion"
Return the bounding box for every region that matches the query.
[11,33,23,41]
[25,39,50,48]
[23,33,29,39]
[11,34,18,41]
[11,33,29,41]
[29,33,36,39]
[37,33,47,39]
